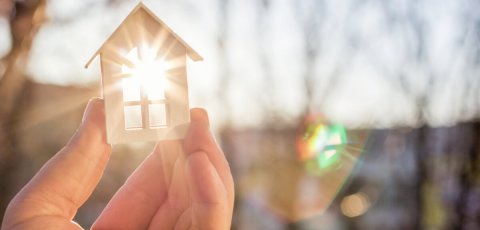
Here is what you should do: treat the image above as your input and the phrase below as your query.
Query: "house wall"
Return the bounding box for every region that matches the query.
[99,8,190,144]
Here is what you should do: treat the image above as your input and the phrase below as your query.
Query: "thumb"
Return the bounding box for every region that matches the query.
[3,98,112,228]
[185,151,231,230]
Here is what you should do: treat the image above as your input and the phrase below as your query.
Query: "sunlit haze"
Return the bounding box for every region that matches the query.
[14,0,479,128]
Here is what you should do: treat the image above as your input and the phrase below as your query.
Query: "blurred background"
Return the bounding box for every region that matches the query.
[1,0,480,229]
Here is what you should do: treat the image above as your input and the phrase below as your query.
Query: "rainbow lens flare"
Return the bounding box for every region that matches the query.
[297,117,353,176]
[233,115,370,223]
[283,115,369,220]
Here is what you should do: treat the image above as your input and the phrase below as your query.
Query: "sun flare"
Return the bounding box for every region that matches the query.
[121,45,167,101]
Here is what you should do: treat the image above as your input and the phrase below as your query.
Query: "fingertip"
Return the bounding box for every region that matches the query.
[71,98,108,149]
[184,108,216,154]
[190,108,209,128]
[82,98,105,124]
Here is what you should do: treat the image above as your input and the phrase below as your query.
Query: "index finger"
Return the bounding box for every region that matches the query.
[2,98,112,228]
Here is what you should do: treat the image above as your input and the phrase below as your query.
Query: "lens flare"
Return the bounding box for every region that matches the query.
[284,114,370,220]
[297,116,348,176]
[340,192,371,217]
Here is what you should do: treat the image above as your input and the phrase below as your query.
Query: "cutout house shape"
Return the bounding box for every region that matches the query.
[86,2,202,144]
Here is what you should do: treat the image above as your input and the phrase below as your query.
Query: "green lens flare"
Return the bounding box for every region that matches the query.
[298,119,348,175]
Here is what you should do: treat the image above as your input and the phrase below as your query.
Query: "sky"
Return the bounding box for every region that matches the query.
[0,18,10,59]
[1,0,480,128]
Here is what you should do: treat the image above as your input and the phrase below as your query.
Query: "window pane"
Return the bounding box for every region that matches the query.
[122,78,141,101]
[149,104,167,128]
[145,76,166,100]
[124,105,142,129]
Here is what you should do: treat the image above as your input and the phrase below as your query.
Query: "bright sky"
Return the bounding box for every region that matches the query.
[0,18,11,59]
[1,0,479,128]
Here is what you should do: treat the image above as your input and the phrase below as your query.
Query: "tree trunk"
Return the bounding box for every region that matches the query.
[0,0,46,222]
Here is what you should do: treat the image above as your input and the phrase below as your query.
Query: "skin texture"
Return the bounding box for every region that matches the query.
[1,98,234,230]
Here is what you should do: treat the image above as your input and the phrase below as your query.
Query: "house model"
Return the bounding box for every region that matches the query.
[85,2,202,144]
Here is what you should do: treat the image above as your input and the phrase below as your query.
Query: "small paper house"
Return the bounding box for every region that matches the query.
[86,2,202,144]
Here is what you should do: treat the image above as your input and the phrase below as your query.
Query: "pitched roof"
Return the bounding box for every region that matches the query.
[85,2,203,68]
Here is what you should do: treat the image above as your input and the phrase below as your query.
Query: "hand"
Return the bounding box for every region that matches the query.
[1,98,234,230]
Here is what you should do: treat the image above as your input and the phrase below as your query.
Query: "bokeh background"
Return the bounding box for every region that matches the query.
[1,0,480,229]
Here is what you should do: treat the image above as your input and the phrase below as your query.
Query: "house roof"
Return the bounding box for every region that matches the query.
[85,2,203,68]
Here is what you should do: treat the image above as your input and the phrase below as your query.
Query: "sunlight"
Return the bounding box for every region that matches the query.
[121,45,166,100]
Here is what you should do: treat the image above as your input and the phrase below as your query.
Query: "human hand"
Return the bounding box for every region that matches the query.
[1,98,234,230]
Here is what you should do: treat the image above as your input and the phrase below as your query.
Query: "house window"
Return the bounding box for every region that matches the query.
[119,46,168,130]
